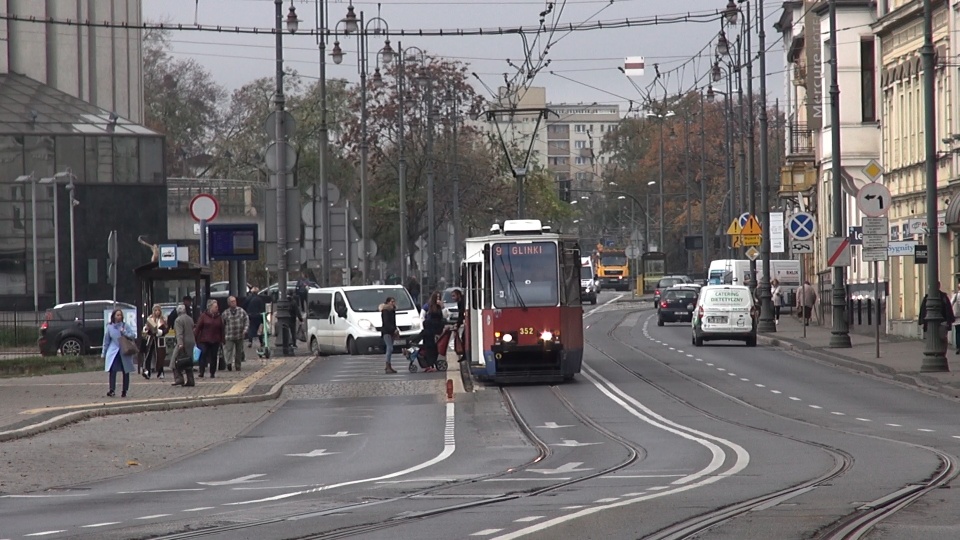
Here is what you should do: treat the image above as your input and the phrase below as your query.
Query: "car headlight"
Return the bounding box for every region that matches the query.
[358,319,374,330]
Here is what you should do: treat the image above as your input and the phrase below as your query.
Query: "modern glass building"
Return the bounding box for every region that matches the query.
[0,74,166,311]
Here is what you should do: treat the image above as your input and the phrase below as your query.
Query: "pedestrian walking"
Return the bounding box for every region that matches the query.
[170,304,196,387]
[168,295,194,332]
[222,295,249,372]
[951,281,960,354]
[451,288,466,361]
[407,275,421,309]
[141,303,167,379]
[380,296,399,374]
[919,282,955,350]
[770,279,783,325]
[244,286,266,349]
[194,299,225,378]
[103,308,137,398]
[797,280,817,326]
[420,291,447,372]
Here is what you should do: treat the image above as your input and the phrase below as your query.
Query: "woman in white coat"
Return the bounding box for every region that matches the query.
[771,279,783,325]
[103,308,137,397]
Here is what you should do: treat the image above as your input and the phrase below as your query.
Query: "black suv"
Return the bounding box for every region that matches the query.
[38,300,136,356]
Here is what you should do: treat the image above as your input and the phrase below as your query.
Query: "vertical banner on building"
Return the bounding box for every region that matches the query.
[771,212,785,253]
[804,0,823,131]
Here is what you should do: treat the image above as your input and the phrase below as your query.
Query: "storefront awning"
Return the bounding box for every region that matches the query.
[945,196,960,231]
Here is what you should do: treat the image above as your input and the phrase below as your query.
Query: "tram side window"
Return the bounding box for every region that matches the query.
[561,244,581,306]
[468,263,483,309]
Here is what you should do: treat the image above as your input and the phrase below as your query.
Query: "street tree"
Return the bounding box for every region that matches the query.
[143,28,226,176]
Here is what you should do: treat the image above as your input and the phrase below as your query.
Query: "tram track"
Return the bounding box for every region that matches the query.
[597,307,960,540]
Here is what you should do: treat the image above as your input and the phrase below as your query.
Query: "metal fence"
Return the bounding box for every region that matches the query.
[0,311,42,352]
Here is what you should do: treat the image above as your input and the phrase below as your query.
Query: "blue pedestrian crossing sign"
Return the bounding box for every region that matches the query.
[788,212,816,240]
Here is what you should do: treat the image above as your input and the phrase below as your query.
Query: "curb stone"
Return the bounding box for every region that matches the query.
[0,357,314,443]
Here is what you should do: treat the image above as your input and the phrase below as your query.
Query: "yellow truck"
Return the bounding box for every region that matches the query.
[596,247,630,291]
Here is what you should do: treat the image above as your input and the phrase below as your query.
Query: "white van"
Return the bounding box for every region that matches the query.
[306,285,422,355]
[580,257,599,304]
[691,284,758,347]
[707,259,800,298]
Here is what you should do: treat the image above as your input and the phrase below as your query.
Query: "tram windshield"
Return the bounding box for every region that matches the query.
[491,241,559,308]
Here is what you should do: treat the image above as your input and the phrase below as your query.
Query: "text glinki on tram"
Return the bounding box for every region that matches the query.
[460,219,584,384]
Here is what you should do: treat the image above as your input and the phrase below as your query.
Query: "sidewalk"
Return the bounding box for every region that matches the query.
[0,353,313,442]
[759,314,960,397]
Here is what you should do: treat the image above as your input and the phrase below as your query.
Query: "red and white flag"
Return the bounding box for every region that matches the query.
[623,56,645,77]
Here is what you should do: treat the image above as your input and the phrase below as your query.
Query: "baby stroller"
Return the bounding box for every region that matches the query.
[404,329,451,373]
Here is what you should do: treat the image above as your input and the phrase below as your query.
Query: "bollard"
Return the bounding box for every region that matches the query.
[446,379,454,400]
[866,299,873,325]
[856,299,863,325]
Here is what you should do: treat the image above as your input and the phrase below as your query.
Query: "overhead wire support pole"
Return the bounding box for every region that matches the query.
[756,0,776,333]
[920,0,946,370]
[397,42,408,288]
[316,0,331,287]
[743,0,757,291]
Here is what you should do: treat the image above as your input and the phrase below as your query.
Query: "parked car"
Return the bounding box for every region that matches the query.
[261,281,298,302]
[691,285,758,347]
[38,300,136,356]
[657,286,699,326]
[442,287,463,324]
[653,275,693,305]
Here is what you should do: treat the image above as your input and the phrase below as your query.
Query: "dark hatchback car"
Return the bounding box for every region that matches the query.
[657,287,699,326]
[652,275,693,306]
[38,300,136,356]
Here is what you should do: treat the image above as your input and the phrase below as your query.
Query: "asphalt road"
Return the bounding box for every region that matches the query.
[5,290,960,539]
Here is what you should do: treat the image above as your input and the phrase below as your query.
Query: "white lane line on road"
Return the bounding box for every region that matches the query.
[25,532,65,537]
[601,475,687,479]
[740,378,749,381]
[789,397,801,401]
[809,405,823,409]
[755,384,765,388]
[514,516,544,523]
[686,354,694,358]
[583,294,625,318]
[594,498,620,503]
[471,529,504,536]
[676,350,684,353]
[225,402,457,506]
[232,485,314,490]
[137,514,171,520]
[771,390,782,394]
[952,436,960,439]
[717,368,726,372]
[561,505,584,510]
[831,412,845,416]
[728,373,737,376]
[119,489,204,494]
[492,366,751,540]
[183,507,215,512]
[918,428,935,432]
[886,423,902,427]
[82,523,120,528]
[482,478,570,482]
[696,359,704,362]
[856,418,872,422]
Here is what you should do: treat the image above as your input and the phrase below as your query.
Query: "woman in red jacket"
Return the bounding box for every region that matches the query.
[194,299,225,378]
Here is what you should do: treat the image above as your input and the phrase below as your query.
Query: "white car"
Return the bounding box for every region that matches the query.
[691,285,758,347]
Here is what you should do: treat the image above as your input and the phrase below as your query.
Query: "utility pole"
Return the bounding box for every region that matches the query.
[920,0,946,369]
[744,0,757,290]
[828,0,851,348]
[316,0,331,286]
[397,43,408,287]
[756,0,776,333]
[426,86,437,293]
[700,91,708,269]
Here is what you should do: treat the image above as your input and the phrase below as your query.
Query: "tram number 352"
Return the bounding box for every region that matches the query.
[519,327,534,336]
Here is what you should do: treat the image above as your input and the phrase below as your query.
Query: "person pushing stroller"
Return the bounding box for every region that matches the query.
[416,291,449,373]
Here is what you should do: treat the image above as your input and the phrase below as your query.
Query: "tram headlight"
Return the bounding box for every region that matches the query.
[540,330,553,341]
[502,333,514,343]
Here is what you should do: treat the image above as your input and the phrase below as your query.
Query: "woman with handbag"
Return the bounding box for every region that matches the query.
[141,303,168,380]
[103,308,138,397]
[380,297,399,374]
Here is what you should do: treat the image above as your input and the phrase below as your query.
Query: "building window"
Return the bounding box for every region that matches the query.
[861,39,876,122]
[575,140,586,149]
[575,124,585,133]
[575,157,587,165]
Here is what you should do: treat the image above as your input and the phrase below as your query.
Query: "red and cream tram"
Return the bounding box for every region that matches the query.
[461,219,584,383]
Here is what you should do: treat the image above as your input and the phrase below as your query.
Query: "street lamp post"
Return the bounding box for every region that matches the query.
[827,0,851,348]
[647,110,674,250]
[920,0,945,369]
[707,78,735,258]
[332,5,394,285]
[756,0,776,333]
[446,89,461,283]
[15,173,37,312]
[315,0,331,287]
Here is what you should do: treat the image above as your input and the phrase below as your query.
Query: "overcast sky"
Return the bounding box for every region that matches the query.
[143,0,786,112]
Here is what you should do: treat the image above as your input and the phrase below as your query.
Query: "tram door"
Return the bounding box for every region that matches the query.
[463,259,485,365]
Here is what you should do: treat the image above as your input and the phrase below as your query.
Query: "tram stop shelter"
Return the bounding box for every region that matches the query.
[133,261,212,331]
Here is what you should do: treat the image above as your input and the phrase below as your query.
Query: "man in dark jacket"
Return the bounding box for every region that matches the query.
[379,297,398,374]
[244,286,266,348]
[168,296,194,332]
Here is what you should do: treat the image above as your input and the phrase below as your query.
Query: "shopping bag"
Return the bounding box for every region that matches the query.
[193,345,202,364]
[435,329,452,353]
